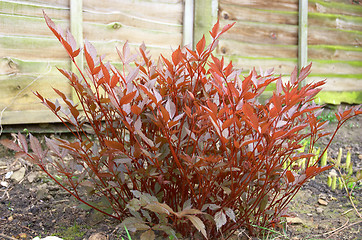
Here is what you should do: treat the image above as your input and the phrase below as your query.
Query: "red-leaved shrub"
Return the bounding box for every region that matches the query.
[1,12,361,239]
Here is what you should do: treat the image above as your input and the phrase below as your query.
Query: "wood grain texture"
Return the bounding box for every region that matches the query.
[83,0,183,25]
[218,39,362,61]
[0,59,70,111]
[83,23,182,48]
[309,0,362,17]
[0,14,70,37]
[219,3,298,25]
[220,19,361,46]
[0,36,68,60]
[220,0,298,11]
[1,110,61,124]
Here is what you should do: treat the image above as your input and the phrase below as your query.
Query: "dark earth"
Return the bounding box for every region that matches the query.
[0,109,361,240]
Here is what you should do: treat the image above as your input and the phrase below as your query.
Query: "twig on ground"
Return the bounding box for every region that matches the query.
[324,220,362,238]
[0,233,18,240]
[336,167,362,218]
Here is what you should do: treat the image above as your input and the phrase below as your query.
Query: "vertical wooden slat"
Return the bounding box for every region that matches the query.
[70,0,83,101]
[298,0,308,86]
[183,0,194,47]
[194,0,218,49]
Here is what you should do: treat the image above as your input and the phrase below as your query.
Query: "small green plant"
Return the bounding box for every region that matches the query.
[317,110,337,123]
[322,148,362,218]
[121,225,132,240]
[57,221,85,240]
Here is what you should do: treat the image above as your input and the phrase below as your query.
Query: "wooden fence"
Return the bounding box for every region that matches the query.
[1,0,361,125]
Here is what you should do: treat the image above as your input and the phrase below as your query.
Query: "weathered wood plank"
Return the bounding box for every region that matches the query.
[0,73,70,111]
[218,39,362,61]
[220,20,298,45]
[221,0,361,17]
[309,13,362,32]
[82,11,182,33]
[219,3,362,32]
[0,58,70,112]
[219,3,298,25]
[220,19,361,46]
[83,0,183,24]
[217,40,298,59]
[0,58,69,75]
[222,55,362,78]
[220,0,298,11]
[223,56,298,76]
[0,14,69,37]
[1,110,61,124]
[1,0,69,19]
[308,45,362,60]
[20,0,69,8]
[308,77,362,91]
[308,26,362,46]
[309,0,362,17]
[0,36,68,60]
[83,22,182,48]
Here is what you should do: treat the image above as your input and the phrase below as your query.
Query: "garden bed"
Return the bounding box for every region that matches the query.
[0,113,361,240]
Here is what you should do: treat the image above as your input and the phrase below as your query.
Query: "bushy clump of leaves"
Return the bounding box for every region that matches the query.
[1,12,362,239]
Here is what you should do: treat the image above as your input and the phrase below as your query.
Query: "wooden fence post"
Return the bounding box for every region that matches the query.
[183,0,194,47]
[70,0,83,101]
[194,0,218,49]
[298,0,308,87]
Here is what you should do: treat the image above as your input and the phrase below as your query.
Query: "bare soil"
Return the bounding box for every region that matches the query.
[0,113,361,240]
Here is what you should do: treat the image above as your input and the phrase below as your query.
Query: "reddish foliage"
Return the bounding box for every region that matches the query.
[1,12,361,238]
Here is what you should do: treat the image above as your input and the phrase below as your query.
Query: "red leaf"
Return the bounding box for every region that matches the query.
[45,99,57,112]
[105,140,124,151]
[298,63,312,82]
[43,11,63,42]
[57,68,72,81]
[97,172,113,178]
[0,139,22,152]
[138,85,157,104]
[33,91,44,102]
[220,22,236,35]
[172,47,182,66]
[18,133,28,153]
[290,66,298,85]
[120,91,136,105]
[160,105,170,122]
[305,166,316,178]
[110,74,119,88]
[207,100,218,115]
[61,38,75,58]
[100,62,110,85]
[29,134,43,158]
[131,105,142,115]
[210,20,220,38]
[196,35,206,55]
[222,118,234,130]
[285,170,295,183]
[84,40,95,72]
[53,88,67,101]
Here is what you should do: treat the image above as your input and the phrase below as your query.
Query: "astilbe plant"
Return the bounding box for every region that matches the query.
[2,12,362,239]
